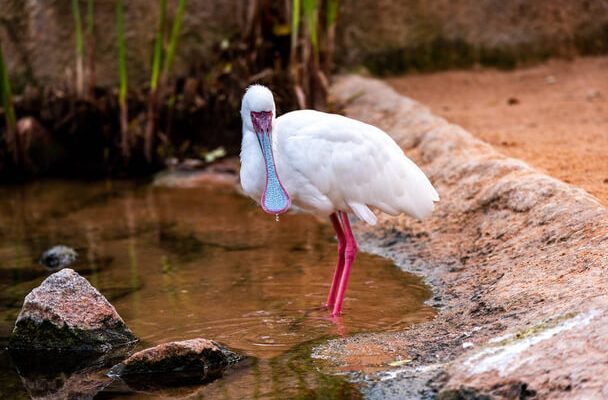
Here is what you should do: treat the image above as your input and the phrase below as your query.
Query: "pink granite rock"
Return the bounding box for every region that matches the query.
[9,268,137,351]
[110,338,243,377]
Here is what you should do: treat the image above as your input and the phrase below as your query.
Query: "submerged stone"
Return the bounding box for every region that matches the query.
[9,346,135,400]
[9,268,137,351]
[39,245,78,270]
[109,338,244,386]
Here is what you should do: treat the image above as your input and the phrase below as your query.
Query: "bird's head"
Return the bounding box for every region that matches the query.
[241,85,291,215]
[241,84,276,133]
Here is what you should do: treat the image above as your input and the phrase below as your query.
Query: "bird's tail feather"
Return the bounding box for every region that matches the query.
[349,202,377,225]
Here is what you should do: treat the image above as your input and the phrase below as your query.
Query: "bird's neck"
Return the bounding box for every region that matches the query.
[239,128,267,199]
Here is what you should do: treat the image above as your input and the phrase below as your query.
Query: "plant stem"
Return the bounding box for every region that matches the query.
[162,0,186,142]
[324,0,339,75]
[145,0,167,163]
[162,0,186,81]
[86,0,95,97]
[150,0,167,92]
[71,0,84,97]
[302,0,319,65]
[290,0,306,108]
[116,0,129,160]
[0,42,18,164]
[290,0,300,65]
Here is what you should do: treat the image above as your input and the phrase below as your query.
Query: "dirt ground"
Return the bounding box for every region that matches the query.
[386,56,608,205]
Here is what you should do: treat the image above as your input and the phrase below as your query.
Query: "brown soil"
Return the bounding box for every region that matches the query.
[386,56,608,205]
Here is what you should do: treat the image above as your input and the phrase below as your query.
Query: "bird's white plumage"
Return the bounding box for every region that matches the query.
[240,86,439,225]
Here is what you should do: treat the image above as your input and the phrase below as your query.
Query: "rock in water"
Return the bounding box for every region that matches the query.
[109,338,244,386]
[39,245,78,270]
[9,268,137,351]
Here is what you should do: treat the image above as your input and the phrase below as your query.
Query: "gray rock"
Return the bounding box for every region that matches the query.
[39,245,78,270]
[9,268,137,351]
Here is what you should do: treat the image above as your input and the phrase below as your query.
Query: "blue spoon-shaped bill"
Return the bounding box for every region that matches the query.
[258,133,291,214]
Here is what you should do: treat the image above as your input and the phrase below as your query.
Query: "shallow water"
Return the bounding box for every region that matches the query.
[0,180,434,399]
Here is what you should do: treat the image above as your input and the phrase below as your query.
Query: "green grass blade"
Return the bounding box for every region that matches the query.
[86,0,94,35]
[72,0,84,95]
[71,0,84,57]
[163,0,186,77]
[0,42,17,163]
[326,0,338,28]
[0,43,16,132]
[303,0,318,55]
[116,0,127,103]
[291,0,301,54]
[150,0,167,90]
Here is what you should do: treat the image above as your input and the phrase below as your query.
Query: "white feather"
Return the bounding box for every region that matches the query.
[240,93,439,224]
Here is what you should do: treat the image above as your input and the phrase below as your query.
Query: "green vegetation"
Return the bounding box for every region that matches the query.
[289,0,339,108]
[163,0,187,81]
[116,0,129,160]
[303,0,319,61]
[144,0,167,162]
[491,312,579,348]
[71,0,85,97]
[86,0,95,97]
[324,0,339,73]
[359,32,608,76]
[144,0,186,163]
[150,0,167,93]
[0,43,18,164]
[290,0,301,63]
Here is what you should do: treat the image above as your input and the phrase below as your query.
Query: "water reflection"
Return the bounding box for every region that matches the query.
[0,180,434,398]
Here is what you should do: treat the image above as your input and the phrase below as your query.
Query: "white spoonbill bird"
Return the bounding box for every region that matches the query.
[240,85,439,316]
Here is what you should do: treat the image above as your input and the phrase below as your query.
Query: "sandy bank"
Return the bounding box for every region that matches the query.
[314,75,608,399]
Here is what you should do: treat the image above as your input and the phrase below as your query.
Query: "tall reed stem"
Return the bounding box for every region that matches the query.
[162,0,186,140]
[116,0,129,160]
[145,0,167,163]
[290,0,306,108]
[302,0,319,67]
[162,0,186,82]
[0,43,18,164]
[324,0,339,75]
[86,0,95,98]
[71,0,84,97]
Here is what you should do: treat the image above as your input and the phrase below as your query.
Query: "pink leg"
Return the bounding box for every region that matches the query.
[326,213,346,308]
[332,211,358,316]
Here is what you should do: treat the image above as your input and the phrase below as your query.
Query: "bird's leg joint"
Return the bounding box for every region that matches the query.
[345,242,358,260]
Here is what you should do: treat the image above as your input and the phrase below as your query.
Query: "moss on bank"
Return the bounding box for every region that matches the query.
[363,23,608,76]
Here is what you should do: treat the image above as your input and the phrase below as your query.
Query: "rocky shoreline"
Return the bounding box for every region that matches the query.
[314,75,608,399]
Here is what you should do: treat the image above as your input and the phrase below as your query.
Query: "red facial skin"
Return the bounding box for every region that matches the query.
[251,111,273,134]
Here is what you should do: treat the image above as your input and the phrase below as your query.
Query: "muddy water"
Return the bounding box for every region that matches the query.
[0,180,434,399]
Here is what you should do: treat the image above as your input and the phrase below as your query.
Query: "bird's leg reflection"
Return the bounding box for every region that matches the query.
[330,314,347,336]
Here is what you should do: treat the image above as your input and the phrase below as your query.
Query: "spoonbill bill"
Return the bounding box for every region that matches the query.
[240,85,439,316]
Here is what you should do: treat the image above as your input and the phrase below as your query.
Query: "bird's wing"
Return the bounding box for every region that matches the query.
[278,111,439,222]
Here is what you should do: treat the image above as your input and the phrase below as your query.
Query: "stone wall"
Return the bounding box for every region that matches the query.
[0,0,243,89]
[337,0,608,73]
[1,0,608,89]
